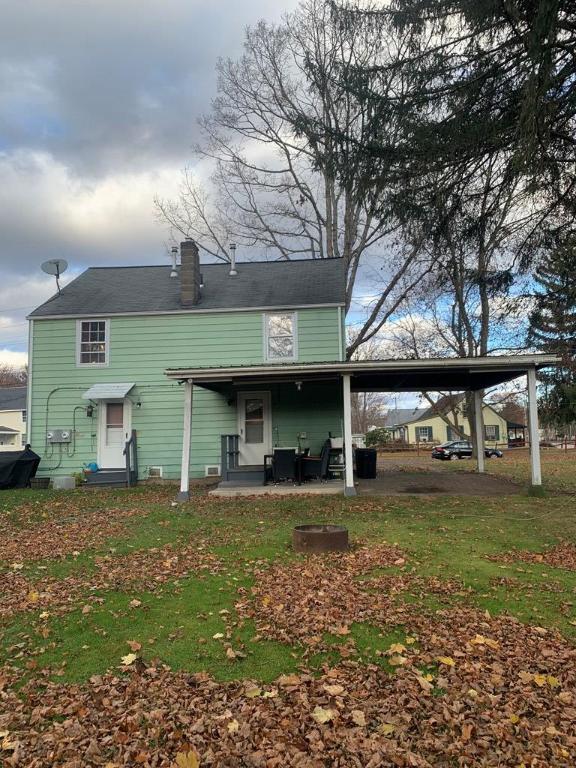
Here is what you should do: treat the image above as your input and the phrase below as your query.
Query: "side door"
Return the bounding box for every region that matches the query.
[237,391,272,466]
[97,400,132,468]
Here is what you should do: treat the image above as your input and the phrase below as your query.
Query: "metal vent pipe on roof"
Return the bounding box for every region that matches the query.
[229,243,238,276]
[170,246,178,278]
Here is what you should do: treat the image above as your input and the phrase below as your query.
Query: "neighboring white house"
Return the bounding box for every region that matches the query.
[0,387,27,451]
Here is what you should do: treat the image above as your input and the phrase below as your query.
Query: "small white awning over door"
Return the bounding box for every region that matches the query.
[82,383,135,400]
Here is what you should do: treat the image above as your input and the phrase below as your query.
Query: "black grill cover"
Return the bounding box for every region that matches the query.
[0,447,41,489]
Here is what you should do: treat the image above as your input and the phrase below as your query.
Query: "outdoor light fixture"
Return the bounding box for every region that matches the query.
[86,405,94,418]
[136,401,142,409]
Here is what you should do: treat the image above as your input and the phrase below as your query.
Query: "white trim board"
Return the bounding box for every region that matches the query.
[29,303,344,321]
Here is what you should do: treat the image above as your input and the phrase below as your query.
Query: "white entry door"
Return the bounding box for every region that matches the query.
[98,400,132,468]
[237,391,272,466]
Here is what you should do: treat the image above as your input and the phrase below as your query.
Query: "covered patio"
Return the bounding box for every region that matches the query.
[166,353,558,500]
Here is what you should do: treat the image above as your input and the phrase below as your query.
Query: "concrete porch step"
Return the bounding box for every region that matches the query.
[225,466,265,483]
[85,469,129,487]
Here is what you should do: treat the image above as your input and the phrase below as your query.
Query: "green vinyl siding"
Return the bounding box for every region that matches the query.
[270,381,342,454]
[29,307,343,479]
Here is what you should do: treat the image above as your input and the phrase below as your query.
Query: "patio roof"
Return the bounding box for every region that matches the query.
[165,354,559,392]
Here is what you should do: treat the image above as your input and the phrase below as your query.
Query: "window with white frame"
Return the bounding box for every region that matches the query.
[77,320,109,366]
[415,425,433,442]
[21,409,27,423]
[264,312,296,361]
[484,424,500,441]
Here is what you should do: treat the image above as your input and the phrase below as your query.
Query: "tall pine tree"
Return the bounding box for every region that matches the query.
[528,233,576,428]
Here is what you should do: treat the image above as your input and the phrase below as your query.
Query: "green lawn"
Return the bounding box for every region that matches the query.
[2,484,576,685]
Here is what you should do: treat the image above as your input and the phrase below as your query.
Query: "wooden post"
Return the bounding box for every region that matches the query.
[342,374,356,496]
[177,379,193,501]
[527,367,542,486]
[473,390,485,473]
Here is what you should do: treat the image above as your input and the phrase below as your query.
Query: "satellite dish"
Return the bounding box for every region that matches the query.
[41,259,68,294]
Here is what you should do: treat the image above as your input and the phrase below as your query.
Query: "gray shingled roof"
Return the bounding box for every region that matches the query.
[0,387,27,412]
[381,408,427,427]
[29,258,346,317]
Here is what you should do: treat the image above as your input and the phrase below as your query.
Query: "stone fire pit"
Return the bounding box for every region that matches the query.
[292,524,349,553]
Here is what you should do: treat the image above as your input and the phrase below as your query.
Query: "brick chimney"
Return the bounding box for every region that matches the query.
[180,239,201,306]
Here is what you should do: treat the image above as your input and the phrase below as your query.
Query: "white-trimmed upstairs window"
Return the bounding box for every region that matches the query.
[77,319,109,366]
[264,312,297,362]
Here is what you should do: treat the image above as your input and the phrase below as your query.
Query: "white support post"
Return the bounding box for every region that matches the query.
[473,390,485,474]
[527,367,542,486]
[342,374,356,496]
[177,379,193,501]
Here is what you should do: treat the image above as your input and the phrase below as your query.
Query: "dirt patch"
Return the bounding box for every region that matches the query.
[357,471,522,496]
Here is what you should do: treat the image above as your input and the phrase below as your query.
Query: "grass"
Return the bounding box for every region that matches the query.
[2,478,576,686]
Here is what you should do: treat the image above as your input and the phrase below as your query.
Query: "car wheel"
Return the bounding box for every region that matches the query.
[450,453,459,461]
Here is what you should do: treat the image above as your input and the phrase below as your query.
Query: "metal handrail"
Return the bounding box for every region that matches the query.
[220,434,240,478]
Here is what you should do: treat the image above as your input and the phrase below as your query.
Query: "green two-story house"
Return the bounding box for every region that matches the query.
[27,241,347,492]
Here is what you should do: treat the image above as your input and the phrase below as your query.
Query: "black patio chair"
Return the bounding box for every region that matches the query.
[300,439,331,481]
[264,448,297,484]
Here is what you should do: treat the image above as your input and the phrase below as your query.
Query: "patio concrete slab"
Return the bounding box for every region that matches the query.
[210,482,344,497]
[357,471,522,496]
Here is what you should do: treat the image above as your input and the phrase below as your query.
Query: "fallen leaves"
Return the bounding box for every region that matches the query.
[0,501,148,563]
[323,683,345,696]
[1,612,576,768]
[0,542,222,620]
[3,492,576,766]
[350,709,367,727]
[488,542,576,571]
[311,705,336,724]
[173,749,200,768]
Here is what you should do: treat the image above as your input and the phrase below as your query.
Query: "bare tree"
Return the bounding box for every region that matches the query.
[156,0,431,356]
[383,156,539,449]
[351,391,389,434]
[0,364,27,387]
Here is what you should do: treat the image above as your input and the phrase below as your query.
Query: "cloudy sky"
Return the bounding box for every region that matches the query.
[0,0,298,367]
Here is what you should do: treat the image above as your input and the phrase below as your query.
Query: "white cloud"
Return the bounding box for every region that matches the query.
[0,349,28,368]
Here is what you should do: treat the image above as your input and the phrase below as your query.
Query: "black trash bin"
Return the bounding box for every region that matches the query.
[355,448,377,479]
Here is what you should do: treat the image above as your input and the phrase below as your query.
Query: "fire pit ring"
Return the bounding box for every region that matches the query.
[293,524,349,553]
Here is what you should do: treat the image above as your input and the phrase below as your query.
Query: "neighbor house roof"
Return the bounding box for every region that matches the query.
[381,393,526,427]
[381,408,427,427]
[0,426,19,434]
[29,258,346,318]
[0,387,27,412]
